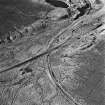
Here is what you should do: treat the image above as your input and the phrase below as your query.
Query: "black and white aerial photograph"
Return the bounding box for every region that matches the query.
[0,0,105,105]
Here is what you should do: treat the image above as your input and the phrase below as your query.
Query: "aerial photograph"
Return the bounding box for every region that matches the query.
[0,0,105,105]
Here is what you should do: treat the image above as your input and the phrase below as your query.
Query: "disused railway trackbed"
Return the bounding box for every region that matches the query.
[0,10,104,74]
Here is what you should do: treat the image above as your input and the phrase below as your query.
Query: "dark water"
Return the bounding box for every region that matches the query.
[45,0,69,8]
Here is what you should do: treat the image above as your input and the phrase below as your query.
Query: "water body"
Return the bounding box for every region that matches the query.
[45,0,69,8]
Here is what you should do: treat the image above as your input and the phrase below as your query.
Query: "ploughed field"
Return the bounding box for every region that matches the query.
[0,0,105,105]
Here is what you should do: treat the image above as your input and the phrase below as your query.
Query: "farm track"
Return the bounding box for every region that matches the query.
[0,1,105,105]
[0,11,102,74]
